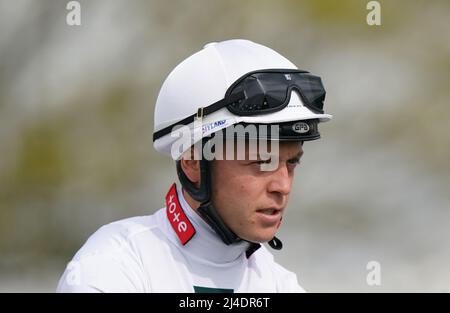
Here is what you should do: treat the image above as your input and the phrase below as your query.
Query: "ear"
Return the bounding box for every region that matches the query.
[180,156,201,187]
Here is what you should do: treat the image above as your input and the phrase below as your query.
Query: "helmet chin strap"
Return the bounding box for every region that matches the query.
[176,138,282,251]
[176,156,240,245]
[197,201,240,245]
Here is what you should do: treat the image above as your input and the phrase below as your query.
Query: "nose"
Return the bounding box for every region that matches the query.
[267,163,292,197]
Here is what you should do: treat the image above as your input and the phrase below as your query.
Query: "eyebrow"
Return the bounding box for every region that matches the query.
[246,149,304,161]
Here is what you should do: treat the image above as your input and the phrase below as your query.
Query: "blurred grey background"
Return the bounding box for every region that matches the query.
[1,0,449,292]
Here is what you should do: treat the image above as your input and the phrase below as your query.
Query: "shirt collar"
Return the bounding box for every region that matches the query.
[167,184,250,264]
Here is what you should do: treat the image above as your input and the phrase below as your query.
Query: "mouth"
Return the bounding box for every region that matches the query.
[255,207,283,225]
[256,208,282,216]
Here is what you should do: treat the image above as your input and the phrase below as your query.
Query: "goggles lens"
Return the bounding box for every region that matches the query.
[227,70,325,115]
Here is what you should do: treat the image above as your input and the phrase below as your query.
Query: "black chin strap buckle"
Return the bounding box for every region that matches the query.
[268,236,283,250]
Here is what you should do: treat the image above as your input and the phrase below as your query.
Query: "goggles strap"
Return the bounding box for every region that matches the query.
[153,91,245,142]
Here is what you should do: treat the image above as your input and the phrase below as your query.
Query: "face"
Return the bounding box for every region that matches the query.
[210,141,303,243]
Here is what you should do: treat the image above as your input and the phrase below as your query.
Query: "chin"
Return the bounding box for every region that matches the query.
[240,229,278,243]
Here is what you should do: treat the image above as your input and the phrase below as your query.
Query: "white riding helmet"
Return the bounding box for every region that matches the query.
[153,39,332,159]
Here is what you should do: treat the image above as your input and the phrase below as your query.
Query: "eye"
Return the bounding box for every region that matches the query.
[250,158,274,171]
[287,158,301,170]
[288,158,300,165]
[255,159,272,165]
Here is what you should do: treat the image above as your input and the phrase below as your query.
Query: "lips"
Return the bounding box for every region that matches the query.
[255,207,283,225]
[256,208,281,215]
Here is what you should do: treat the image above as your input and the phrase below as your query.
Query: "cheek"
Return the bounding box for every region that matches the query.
[231,178,261,202]
[214,181,254,218]
[211,163,267,217]
[213,167,247,195]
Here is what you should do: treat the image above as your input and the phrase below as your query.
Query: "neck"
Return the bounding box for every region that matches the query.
[182,188,201,211]
[175,186,250,264]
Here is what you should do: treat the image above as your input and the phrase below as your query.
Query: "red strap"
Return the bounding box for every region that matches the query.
[165,183,196,245]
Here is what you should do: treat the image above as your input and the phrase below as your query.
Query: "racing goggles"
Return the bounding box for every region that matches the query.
[153,69,326,142]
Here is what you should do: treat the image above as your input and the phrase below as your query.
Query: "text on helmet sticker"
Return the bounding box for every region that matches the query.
[292,122,310,134]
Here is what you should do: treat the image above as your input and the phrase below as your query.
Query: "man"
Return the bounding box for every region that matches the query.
[57,39,331,292]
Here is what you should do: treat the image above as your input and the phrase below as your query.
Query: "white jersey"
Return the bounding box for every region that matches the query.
[57,184,305,293]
